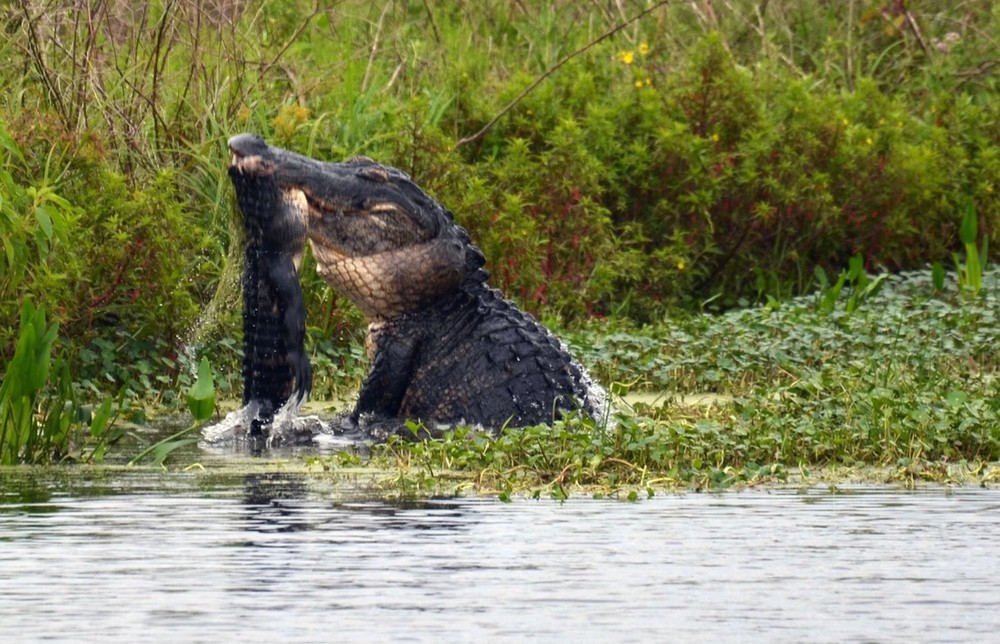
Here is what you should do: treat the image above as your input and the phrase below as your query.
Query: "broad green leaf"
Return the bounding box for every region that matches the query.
[149,438,200,467]
[34,205,53,240]
[185,357,215,421]
[946,390,968,407]
[89,398,114,437]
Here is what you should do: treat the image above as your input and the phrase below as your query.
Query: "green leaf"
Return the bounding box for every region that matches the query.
[185,357,215,421]
[2,237,14,269]
[847,254,864,282]
[34,205,53,240]
[813,265,829,291]
[89,398,114,437]
[0,123,25,164]
[148,438,199,467]
[945,390,968,407]
[931,262,945,291]
[959,202,978,246]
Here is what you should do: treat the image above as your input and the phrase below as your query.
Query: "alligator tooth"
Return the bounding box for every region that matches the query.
[369,203,397,214]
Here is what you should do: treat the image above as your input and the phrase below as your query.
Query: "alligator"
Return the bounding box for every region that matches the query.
[229,143,312,435]
[227,133,608,439]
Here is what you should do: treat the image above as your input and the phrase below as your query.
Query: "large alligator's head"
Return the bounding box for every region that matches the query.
[228,133,483,319]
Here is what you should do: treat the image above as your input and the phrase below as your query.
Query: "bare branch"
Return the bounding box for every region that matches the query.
[902,3,932,60]
[361,2,391,94]
[422,0,441,45]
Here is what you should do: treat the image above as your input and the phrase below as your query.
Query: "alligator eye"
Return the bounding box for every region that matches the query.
[357,165,391,183]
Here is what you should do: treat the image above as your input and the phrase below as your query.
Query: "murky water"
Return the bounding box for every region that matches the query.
[2,466,998,643]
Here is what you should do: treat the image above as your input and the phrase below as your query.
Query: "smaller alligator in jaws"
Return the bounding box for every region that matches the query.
[228,133,608,440]
[229,140,312,435]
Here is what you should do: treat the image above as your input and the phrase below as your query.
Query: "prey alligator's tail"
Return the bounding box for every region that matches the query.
[241,239,311,434]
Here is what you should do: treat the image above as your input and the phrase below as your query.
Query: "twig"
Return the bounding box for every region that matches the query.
[902,3,931,60]
[421,0,441,45]
[149,0,178,158]
[455,0,674,149]
[172,0,204,134]
[954,59,1000,90]
[361,2,391,93]
[603,457,641,470]
[276,64,307,107]
[19,1,69,126]
[382,62,405,92]
[588,0,617,28]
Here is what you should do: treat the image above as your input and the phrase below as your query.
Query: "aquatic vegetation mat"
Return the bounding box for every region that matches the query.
[313,268,999,498]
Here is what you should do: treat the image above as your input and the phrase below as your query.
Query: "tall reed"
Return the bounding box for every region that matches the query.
[0,301,119,464]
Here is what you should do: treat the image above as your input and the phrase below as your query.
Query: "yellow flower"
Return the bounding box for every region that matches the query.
[842,118,849,126]
[645,78,651,86]
[272,103,311,139]
[866,137,873,145]
[617,50,635,65]
[635,80,643,88]
[711,133,720,142]
[677,260,686,271]
[638,42,650,56]
[236,104,251,124]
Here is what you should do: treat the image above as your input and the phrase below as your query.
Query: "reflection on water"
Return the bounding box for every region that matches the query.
[1,473,999,642]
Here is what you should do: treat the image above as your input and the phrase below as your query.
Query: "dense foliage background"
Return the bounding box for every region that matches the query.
[1,0,997,409]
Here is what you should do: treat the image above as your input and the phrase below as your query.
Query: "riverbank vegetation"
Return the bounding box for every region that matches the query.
[0,1,997,485]
[349,265,1000,497]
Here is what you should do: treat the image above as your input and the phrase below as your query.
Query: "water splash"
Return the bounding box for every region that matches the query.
[201,398,359,449]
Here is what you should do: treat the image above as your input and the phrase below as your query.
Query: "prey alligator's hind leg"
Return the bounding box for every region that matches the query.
[267,252,311,405]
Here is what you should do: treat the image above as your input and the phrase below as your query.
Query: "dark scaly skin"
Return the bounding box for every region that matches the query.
[227,134,607,440]
[228,138,312,435]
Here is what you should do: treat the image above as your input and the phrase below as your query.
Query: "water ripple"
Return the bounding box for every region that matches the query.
[1,481,998,642]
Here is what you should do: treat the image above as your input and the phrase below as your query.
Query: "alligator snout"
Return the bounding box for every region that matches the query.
[228,133,268,158]
[228,133,272,175]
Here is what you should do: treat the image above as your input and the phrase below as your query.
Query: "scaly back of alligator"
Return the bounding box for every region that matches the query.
[381,274,608,432]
